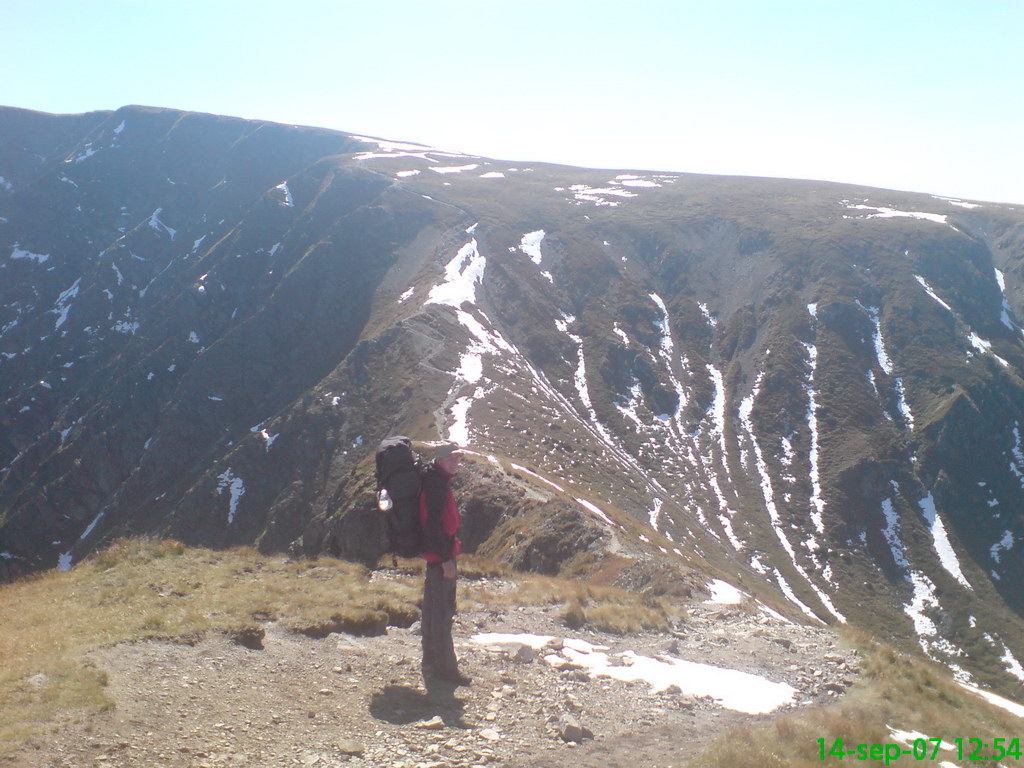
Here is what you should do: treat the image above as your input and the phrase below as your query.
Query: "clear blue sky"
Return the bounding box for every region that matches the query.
[5,0,1023,204]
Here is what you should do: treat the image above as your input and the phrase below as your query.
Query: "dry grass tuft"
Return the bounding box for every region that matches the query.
[463,571,679,634]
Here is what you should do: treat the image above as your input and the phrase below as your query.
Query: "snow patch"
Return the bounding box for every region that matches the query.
[649,293,686,424]
[567,183,638,207]
[536,640,796,714]
[275,181,294,207]
[216,469,245,524]
[576,497,614,526]
[510,463,566,494]
[957,682,1024,719]
[918,493,972,590]
[426,238,485,308]
[519,230,546,266]
[705,579,744,604]
[844,203,951,226]
[10,246,49,264]
[148,208,177,239]
[396,170,420,177]
[802,337,825,538]
[967,332,1009,367]
[994,268,1021,334]
[990,530,1014,564]
[914,275,953,313]
[260,430,279,451]
[649,497,663,531]
[52,278,82,330]
[447,391,479,446]
[429,164,479,174]
[740,373,845,623]
[933,195,981,209]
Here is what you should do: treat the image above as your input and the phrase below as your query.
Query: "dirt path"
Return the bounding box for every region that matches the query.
[7,581,858,768]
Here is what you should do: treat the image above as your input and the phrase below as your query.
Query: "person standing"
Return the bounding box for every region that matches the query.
[419,442,471,686]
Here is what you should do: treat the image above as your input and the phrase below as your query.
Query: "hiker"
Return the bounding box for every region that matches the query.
[419,441,471,686]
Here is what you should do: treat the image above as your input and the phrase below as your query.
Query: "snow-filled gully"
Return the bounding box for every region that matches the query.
[738,368,846,624]
[423,228,672,523]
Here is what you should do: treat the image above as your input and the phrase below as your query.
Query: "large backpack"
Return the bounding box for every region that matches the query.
[374,436,423,558]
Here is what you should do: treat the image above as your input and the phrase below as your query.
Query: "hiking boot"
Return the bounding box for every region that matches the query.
[431,668,472,686]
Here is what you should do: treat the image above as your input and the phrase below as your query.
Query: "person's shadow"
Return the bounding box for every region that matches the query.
[369,680,467,727]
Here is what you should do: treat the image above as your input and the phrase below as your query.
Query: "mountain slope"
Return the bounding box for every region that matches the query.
[1,104,1023,696]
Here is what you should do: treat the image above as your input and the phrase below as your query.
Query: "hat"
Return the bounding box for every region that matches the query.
[433,442,463,459]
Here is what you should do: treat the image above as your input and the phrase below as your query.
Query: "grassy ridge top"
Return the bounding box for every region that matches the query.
[0,538,677,756]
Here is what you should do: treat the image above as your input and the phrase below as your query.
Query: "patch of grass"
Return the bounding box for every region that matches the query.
[689,627,1024,767]
[0,537,418,757]
[464,571,680,634]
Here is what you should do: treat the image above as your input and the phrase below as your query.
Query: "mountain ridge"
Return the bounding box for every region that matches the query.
[1,104,1023,698]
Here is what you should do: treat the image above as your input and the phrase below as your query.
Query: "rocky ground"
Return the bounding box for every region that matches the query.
[7,575,859,768]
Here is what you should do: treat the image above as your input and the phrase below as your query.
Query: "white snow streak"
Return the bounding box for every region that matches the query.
[10,246,50,264]
[707,364,741,549]
[705,579,744,604]
[772,568,821,623]
[803,310,825,538]
[519,230,546,265]
[994,268,1020,334]
[858,301,912,428]
[216,469,246,524]
[510,463,566,494]
[556,314,617,447]
[740,372,845,623]
[918,493,972,590]
[448,393,478,446]
[844,204,951,226]
[275,181,294,207]
[967,332,1009,367]
[426,238,485,308]
[429,164,479,174]
[1012,424,1024,485]
[958,682,1024,718]
[554,645,795,714]
[52,278,82,330]
[915,275,953,313]
[649,293,686,423]
[472,633,796,714]
[567,183,637,207]
[649,497,663,531]
[148,208,177,239]
[884,489,970,676]
[575,498,614,526]
[990,530,1014,564]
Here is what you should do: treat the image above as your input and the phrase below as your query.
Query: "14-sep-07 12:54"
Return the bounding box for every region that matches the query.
[818,736,1022,764]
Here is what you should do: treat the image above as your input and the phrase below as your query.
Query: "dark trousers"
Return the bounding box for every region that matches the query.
[422,560,458,674]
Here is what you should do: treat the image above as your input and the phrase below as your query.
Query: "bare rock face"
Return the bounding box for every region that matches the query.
[2,104,1024,692]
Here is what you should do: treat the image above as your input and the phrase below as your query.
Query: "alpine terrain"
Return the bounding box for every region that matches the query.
[2,104,1024,738]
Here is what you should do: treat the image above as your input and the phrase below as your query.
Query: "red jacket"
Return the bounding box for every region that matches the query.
[419,463,462,563]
